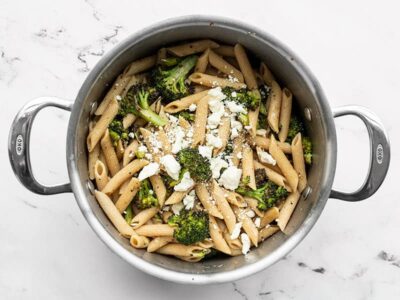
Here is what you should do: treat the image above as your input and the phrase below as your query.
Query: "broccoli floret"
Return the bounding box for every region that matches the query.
[168,210,210,245]
[287,116,305,143]
[151,55,198,101]
[236,178,288,211]
[124,204,134,224]
[174,111,195,122]
[238,112,250,126]
[255,168,268,187]
[108,119,128,146]
[119,84,167,126]
[136,179,158,209]
[177,148,212,182]
[159,57,181,67]
[302,136,313,165]
[222,87,261,110]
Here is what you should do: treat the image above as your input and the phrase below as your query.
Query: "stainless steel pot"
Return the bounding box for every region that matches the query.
[8,16,390,284]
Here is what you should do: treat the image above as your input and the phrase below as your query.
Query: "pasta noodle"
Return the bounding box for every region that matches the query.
[291,133,308,192]
[115,178,140,213]
[267,81,282,133]
[100,130,120,176]
[208,49,244,82]
[234,44,258,90]
[167,39,219,57]
[189,73,247,89]
[195,48,210,73]
[277,191,300,231]
[124,55,157,76]
[278,88,293,142]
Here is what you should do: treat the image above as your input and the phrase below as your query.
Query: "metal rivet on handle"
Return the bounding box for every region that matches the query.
[304,107,312,121]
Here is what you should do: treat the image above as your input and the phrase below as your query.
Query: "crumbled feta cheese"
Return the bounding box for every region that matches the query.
[174,172,194,192]
[256,147,276,166]
[128,132,135,139]
[231,119,243,131]
[231,91,237,97]
[138,145,148,153]
[188,103,197,111]
[256,129,267,137]
[218,166,242,190]
[137,163,159,181]
[210,157,229,179]
[116,95,122,101]
[208,87,226,101]
[198,145,213,159]
[245,209,255,218]
[254,217,261,228]
[244,125,252,131]
[144,153,153,160]
[240,233,251,255]
[207,112,224,129]
[231,128,239,139]
[171,202,184,215]
[230,222,243,240]
[183,193,196,210]
[160,154,181,180]
[225,101,247,114]
[237,152,243,159]
[206,134,222,148]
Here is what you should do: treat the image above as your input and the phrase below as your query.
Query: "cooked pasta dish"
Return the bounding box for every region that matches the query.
[86,39,313,262]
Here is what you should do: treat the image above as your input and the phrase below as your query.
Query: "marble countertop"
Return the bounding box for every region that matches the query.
[1,0,399,299]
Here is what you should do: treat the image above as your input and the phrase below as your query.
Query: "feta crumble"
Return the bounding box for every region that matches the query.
[160,155,181,180]
[230,222,243,240]
[198,145,213,159]
[245,209,256,218]
[254,217,261,228]
[225,101,247,114]
[183,191,196,210]
[240,233,251,255]
[171,202,184,215]
[206,134,223,148]
[256,147,276,166]
[188,103,197,111]
[137,163,160,181]
[210,157,229,179]
[174,172,194,192]
[218,166,242,190]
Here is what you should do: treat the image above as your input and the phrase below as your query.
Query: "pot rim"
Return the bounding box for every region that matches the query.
[66,14,337,284]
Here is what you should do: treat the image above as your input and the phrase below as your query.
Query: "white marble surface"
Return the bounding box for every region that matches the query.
[1,0,399,299]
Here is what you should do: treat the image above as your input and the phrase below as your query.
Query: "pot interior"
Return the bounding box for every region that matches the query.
[69,17,336,278]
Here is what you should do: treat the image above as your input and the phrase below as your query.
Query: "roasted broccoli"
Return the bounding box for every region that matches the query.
[174,111,195,122]
[287,116,305,143]
[238,112,250,126]
[222,87,261,110]
[158,57,181,67]
[108,119,128,146]
[177,148,212,182]
[287,115,313,164]
[118,84,167,126]
[255,168,268,187]
[236,177,288,211]
[151,55,198,101]
[302,136,313,165]
[124,204,134,224]
[168,210,210,245]
[136,179,158,209]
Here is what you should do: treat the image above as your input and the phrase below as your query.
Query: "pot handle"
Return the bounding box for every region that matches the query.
[330,105,390,201]
[8,97,73,195]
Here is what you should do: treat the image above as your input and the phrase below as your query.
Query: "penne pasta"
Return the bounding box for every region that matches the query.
[115,178,140,213]
[88,143,100,180]
[242,145,256,190]
[124,55,157,76]
[291,133,307,192]
[95,74,130,116]
[130,207,159,229]
[234,44,258,89]
[259,62,275,86]
[164,190,189,205]
[267,81,282,133]
[130,234,150,249]
[167,39,219,57]
[135,224,174,237]
[149,175,167,207]
[189,73,247,89]
[253,160,291,191]
[94,190,134,238]
[156,244,210,257]
[195,183,223,219]
[191,95,210,146]
[254,136,292,154]
[100,130,120,176]
[87,99,119,152]
[260,207,280,228]
[214,45,235,57]
[94,160,109,191]
[195,48,210,73]
[147,237,173,252]
[164,90,209,113]
[123,140,139,167]
[208,49,244,82]
[209,216,232,255]
[231,135,244,167]
[212,181,236,234]
[102,159,149,195]
[277,191,300,231]
[258,225,280,242]
[278,88,293,142]
[269,136,298,191]
[213,117,230,156]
